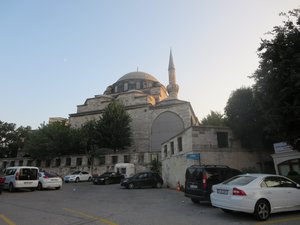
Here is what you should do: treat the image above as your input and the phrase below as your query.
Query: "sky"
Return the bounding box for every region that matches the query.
[0,0,299,129]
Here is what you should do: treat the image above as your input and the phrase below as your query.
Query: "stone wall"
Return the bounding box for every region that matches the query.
[161,126,273,188]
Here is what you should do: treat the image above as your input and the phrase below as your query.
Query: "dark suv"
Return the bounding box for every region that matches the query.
[184,165,241,203]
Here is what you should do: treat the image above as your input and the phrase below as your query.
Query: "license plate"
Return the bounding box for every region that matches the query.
[217,189,228,195]
[24,182,32,184]
[190,184,197,189]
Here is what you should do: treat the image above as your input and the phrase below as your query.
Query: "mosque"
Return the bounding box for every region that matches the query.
[69,51,200,171]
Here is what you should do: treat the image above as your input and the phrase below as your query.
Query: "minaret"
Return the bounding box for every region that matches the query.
[167,49,179,99]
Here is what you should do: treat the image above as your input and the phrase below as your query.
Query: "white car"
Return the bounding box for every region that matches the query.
[64,171,92,183]
[210,173,300,221]
[38,172,62,190]
[3,166,39,192]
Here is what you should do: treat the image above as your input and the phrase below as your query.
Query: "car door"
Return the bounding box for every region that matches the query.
[277,177,300,210]
[262,176,290,211]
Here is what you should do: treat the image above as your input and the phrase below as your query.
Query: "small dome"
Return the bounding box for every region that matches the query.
[117,71,159,82]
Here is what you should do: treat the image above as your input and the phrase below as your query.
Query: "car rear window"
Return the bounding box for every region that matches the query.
[19,168,38,180]
[223,175,256,186]
[186,167,203,181]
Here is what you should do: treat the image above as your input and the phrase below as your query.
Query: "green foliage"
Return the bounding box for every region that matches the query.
[0,120,30,158]
[150,158,162,174]
[225,87,264,149]
[96,101,132,152]
[251,9,300,144]
[201,111,226,126]
[24,122,83,160]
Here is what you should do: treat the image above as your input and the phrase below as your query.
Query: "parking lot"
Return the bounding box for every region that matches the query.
[0,182,299,225]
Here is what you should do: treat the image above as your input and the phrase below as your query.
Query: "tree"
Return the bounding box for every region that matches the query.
[96,101,132,152]
[24,122,83,160]
[80,120,99,172]
[0,121,31,158]
[225,87,264,149]
[251,9,300,145]
[201,111,226,126]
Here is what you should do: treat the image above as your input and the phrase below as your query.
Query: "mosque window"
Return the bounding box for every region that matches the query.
[114,86,118,93]
[128,82,136,90]
[136,82,141,89]
[164,145,168,158]
[177,137,183,152]
[124,83,128,91]
[18,160,23,166]
[112,155,118,164]
[217,132,228,148]
[66,157,71,166]
[124,155,130,163]
[55,158,61,167]
[170,141,174,155]
[76,158,82,166]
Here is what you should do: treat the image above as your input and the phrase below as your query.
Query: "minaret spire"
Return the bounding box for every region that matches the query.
[167,49,179,99]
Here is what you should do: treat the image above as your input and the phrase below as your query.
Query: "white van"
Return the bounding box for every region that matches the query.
[115,163,135,178]
[3,166,39,192]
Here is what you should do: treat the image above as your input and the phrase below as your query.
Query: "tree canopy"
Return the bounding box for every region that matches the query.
[252,9,300,145]
[0,121,31,158]
[225,87,264,149]
[96,101,132,152]
[201,111,226,126]
[24,122,83,160]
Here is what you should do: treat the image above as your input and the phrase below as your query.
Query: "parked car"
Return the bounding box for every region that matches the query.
[37,171,63,190]
[210,173,300,221]
[185,165,241,203]
[93,172,124,185]
[3,166,39,192]
[121,172,163,189]
[0,170,5,194]
[64,171,92,183]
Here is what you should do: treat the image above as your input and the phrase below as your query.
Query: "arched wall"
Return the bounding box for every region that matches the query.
[150,111,184,152]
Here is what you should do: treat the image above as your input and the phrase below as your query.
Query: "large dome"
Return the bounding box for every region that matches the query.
[117,71,159,82]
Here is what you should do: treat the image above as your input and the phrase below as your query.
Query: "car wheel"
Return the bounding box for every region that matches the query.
[37,182,43,191]
[55,186,61,190]
[254,199,270,221]
[221,208,233,214]
[75,177,80,183]
[191,198,200,204]
[30,188,35,192]
[128,183,135,189]
[9,183,15,192]
[156,182,162,188]
[105,180,109,185]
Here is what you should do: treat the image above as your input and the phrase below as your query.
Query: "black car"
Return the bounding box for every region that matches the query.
[93,172,124,185]
[184,165,241,203]
[121,172,163,189]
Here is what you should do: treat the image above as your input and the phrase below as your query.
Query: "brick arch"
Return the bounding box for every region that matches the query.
[150,111,184,152]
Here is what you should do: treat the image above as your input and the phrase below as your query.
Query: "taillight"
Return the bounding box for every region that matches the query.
[15,172,19,180]
[232,187,246,196]
[0,177,5,183]
[202,174,207,190]
[43,176,49,179]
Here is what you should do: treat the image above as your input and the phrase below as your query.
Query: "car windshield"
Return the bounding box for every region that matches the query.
[223,175,256,186]
[71,171,81,175]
